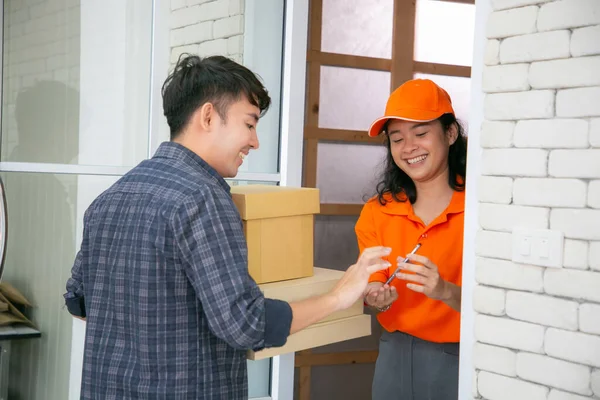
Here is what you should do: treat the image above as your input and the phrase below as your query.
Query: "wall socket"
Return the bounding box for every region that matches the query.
[512,228,564,268]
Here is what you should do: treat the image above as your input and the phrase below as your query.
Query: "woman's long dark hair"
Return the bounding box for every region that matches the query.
[375,113,467,205]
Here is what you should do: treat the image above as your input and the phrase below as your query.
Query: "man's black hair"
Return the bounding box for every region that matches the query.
[161,54,271,140]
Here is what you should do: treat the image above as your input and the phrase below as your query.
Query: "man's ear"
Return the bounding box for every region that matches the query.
[193,102,214,132]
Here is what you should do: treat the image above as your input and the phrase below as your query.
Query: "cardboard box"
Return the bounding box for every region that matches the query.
[248,315,371,360]
[247,267,371,360]
[231,185,319,284]
[258,267,364,324]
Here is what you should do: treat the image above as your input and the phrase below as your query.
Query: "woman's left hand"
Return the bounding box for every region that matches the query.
[395,253,449,301]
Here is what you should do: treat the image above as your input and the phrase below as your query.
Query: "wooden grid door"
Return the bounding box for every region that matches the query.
[297,1,475,399]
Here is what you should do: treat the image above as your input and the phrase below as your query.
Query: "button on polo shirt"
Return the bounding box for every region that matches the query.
[355,190,465,343]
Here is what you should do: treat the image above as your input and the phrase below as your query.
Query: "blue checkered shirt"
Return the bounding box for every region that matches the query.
[65,142,292,399]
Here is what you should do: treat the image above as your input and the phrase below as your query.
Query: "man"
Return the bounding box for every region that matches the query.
[64,54,390,399]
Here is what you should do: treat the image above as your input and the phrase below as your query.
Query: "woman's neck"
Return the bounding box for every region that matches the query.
[414,168,453,202]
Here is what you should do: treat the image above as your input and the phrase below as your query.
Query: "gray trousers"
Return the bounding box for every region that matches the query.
[372,330,459,400]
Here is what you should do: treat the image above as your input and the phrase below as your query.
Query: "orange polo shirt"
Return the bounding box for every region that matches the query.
[355,189,465,343]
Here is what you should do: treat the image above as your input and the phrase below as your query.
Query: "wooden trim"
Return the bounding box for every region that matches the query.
[298,350,312,400]
[308,0,322,52]
[307,51,391,71]
[295,350,379,368]
[414,62,472,78]
[303,139,318,188]
[440,0,475,4]
[306,62,321,128]
[390,0,416,90]
[303,0,323,189]
[305,127,384,144]
[320,204,364,216]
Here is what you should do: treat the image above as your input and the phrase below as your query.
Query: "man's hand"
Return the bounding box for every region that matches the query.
[364,282,398,310]
[330,246,392,311]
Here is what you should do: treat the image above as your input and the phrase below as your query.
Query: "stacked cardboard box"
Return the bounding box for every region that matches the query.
[230,185,371,359]
[231,184,319,284]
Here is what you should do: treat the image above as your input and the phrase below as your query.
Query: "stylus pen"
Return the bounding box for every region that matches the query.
[384,243,422,285]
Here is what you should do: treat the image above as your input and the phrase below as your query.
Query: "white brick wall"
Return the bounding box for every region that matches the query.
[580,303,600,335]
[475,314,545,353]
[479,203,548,231]
[474,285,507,316]
[505,291,578,330]
[474,343,517,376]
[513,119,588,148]
[545,329,600,368]
[564,239,589,269]
[500,30,570,64]
[486,6,539,39]
[481,148,547,176]
[476,257,544,292]
[516,353,592,395]
[475,230,513,259]
[475,1,600,399]
[170,0,245,65]
[478,176,513,203]
[537,0,600,31]
[556,87,600,118]
[529,56,600,89]
[481,121,514,148]
[478,371,549,400]
[513,178,587,207]
[572,26,600,57]
[482,64,530,93]
[485,90,555,120]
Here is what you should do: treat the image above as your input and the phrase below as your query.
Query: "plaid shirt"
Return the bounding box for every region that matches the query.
[65,142,292,399]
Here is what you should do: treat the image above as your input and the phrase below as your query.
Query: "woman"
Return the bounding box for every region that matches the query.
[356,78,467,400]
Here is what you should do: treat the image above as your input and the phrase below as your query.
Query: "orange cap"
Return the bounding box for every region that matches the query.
[367,79,455,137]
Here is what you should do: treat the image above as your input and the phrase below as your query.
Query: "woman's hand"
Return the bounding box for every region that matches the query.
[395,253,461,311]
[364,282,398,311]
[395,253,448,300]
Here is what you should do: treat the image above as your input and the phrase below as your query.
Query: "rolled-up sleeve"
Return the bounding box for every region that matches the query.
[173,187,292,351]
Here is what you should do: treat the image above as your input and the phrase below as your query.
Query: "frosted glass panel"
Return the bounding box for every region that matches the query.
[238,0,285,175]
[1,172,119,400]
[247,359,270,398]
[414,73,471,126]
[414,0,476,66]
[319,66,390,131]
[1,0,152,167]
[321,0,393,59]
[316,142,387,204]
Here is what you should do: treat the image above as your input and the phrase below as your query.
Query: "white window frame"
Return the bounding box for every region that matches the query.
[457,1,490,399]
[265,1,309,398]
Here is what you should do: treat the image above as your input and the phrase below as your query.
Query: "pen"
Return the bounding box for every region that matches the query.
[384,243,422,285]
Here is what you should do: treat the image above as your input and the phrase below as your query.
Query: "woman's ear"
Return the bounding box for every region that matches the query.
[447,122,459,146]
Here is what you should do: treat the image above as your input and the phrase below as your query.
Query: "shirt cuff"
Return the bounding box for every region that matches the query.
[263,299,292,348]
[65,294,86,318]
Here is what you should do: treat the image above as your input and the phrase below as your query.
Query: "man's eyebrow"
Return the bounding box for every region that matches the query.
[247,113,259,122]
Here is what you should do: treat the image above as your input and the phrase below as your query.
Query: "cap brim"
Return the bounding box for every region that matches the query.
[367,114,439,137]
